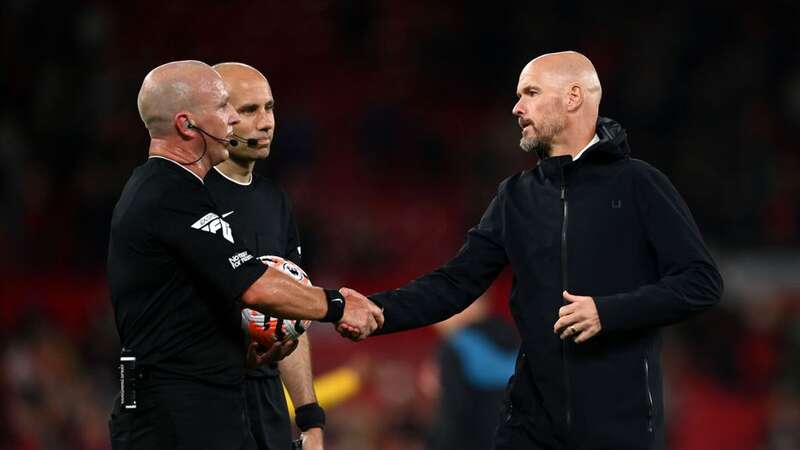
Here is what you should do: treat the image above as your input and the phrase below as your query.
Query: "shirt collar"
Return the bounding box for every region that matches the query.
[572,134,600,161]
[148,155,204,183]
[213,166,253,186]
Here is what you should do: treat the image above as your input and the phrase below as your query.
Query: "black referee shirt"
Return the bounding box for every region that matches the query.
[204,167,302,378]
[107,157,267,386]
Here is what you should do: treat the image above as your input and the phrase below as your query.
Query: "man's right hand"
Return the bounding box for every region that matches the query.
[335,287,383,341]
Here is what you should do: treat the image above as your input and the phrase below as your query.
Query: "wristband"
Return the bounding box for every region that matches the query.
[295,402,326,431]
[321,288,345,323]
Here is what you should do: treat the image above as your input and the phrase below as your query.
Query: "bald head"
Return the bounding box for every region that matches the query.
[213,62,271,107]
[214,62,267,84]
[137,60,227,137]
[522,51,602,110]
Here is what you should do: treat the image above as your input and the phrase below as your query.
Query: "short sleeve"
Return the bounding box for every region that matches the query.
[154,183,266,301]
[283,193,302,267]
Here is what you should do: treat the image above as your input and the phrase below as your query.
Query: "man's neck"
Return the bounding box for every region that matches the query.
[216,158,255,184]
[549,129,597,159]
[148,139,211,180]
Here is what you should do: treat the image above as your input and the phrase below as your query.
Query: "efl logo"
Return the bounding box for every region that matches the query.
[191,211,235,243]
[229,251,254,269]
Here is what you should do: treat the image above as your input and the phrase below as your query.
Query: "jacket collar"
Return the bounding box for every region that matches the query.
[536,116,629,182]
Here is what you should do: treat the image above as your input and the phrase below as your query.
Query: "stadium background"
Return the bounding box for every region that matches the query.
[2,1,799,449]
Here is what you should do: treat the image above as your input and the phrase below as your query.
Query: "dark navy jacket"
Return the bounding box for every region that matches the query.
[371,117,723,450]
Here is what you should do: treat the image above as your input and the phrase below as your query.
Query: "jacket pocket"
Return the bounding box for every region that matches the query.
[643,357,654,434]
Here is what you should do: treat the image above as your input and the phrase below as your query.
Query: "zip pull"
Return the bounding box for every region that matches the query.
[560,184,566,200]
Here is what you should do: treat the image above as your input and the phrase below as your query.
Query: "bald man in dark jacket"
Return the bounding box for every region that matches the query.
[342,51,723,450]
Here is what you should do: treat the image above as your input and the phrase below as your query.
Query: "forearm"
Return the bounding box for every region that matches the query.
[287,367,362,414]
[595,261,723,332]
[372,259,500,335]
[371,275,473,334]
[242,268,328,320]
[279,334,317,407]
[596,166,725,333]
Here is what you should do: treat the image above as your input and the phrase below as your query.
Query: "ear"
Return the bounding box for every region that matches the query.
[175,112,194,139]
[566,84,583,112]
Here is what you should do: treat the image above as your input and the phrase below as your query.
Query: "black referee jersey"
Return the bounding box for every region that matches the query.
[107,156,267,385]
[204,166,303,378]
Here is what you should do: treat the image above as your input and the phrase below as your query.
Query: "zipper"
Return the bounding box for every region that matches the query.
[560,176,572,431]
[644,358,654,433]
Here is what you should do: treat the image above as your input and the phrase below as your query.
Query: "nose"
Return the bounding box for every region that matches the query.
[256,109,274,132]
[512,99,524,117]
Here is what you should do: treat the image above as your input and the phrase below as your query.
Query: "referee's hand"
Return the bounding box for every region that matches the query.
[245,339,299,369]
[335,287,384,341]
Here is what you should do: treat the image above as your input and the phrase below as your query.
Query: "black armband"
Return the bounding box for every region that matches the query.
[295,402,326,431]
[321,289,345,323]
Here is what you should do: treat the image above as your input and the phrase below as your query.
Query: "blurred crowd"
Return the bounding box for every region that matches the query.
[2,1,799,449]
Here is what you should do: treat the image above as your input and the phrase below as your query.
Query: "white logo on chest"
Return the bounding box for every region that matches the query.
[191,211,235,243]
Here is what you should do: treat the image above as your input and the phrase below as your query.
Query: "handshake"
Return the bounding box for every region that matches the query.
[334,287,384,341]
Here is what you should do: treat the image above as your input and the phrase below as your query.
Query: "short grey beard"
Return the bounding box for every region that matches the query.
[520,137,552,160]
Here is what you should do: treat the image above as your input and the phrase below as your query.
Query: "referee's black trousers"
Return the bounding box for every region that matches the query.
[108,373,256,450]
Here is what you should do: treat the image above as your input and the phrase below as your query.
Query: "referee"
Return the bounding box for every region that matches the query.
[207,62,325,450]
[107,60,382,450]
